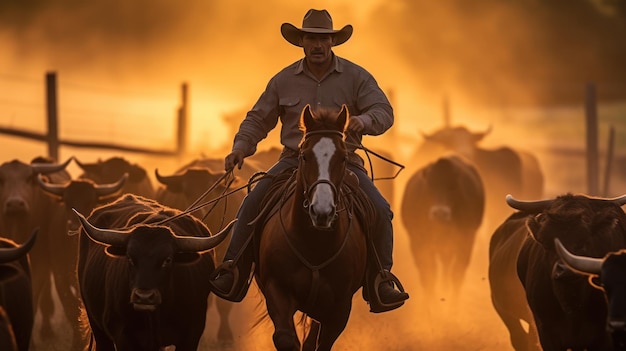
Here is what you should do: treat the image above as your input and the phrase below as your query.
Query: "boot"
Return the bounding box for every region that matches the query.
[208,260,253,303]
[365,269,409,313]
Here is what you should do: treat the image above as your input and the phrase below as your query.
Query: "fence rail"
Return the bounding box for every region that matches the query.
[0,71,188,159]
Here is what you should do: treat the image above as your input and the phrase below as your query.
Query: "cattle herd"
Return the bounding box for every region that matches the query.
[1,124,626,350]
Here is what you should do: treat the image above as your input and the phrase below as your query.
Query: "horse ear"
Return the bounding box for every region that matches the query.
[300,104,314,131]
[337,104,348,131]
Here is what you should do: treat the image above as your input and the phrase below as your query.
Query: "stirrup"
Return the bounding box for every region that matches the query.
[209,260,254,302]
[368,270,407,313]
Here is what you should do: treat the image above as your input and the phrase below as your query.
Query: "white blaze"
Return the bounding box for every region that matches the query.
[310,137,336,223]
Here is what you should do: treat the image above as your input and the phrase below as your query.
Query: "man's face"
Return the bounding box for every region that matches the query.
[301,33,334,66]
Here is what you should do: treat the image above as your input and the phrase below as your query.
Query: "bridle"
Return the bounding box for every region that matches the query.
[298,130,346,215]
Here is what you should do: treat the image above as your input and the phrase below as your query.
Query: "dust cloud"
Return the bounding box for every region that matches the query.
[2,1,626,350]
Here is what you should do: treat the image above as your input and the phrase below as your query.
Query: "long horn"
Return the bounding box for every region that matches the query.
[554,238,603,275]
[579,193,626,207]
[154,169,183,187]
[37,174,67,197]
[31,157,72,174]
[0,228,38,263]
[175,219,237,252]
[95,173,128,197]
[506,194,555,213]
[73,208,130,247]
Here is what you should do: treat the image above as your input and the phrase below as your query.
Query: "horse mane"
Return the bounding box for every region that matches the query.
[298,105,348,134]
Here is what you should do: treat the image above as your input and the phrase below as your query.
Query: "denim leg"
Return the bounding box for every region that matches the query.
[223,157,298,261]
[348,164,394,271]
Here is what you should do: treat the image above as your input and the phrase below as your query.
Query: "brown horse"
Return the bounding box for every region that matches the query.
[255,104,368,351]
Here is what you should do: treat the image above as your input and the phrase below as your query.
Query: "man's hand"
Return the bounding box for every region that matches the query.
[347,116,365,133]
[225,150,245,172]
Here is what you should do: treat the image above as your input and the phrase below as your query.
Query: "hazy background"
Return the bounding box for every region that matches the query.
[2,1,626,350]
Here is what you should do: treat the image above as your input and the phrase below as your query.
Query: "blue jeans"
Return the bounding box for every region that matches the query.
[223,156,394,271]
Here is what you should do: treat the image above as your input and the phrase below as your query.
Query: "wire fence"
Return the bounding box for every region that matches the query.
[0,72,182,151]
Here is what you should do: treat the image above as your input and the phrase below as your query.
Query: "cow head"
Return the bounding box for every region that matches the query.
[0,229,37,265]
[556,239,626,347]
[38,174,127,233]
[509,193,626,316]
[421,125,491,159]
[74,209,235,311]
[0,158,71,241]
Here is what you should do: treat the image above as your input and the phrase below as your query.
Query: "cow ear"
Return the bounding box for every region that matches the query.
[588,275,604,291]
[525,215,542,241]
[105,246,127,257]
[0,266,21,282]
[173,252,202,265]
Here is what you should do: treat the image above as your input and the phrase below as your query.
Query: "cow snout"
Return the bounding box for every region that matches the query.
[429,205,451,222]
[131,288,161,311]
[4,197,29,215]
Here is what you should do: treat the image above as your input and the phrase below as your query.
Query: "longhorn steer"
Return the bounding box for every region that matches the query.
[0,229,37,351]
[75,194,235,350]
[491,193,626,350]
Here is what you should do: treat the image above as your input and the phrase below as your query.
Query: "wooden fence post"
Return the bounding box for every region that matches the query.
[46,71,59,161]
[176,82,188,156]
[602,125,615,197]
[585,83,599,196]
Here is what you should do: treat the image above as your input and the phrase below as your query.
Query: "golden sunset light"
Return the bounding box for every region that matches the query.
[1,1,626,350]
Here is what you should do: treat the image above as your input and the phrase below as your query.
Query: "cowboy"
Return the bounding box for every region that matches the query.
[209,8,409,313]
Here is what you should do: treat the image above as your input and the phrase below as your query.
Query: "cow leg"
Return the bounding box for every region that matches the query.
[33,271,55,341]
[215,296,234,344]
[53,268,84,350]
[410,239,436,300]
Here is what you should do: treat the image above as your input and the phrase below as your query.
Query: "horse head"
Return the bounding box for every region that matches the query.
[297,104,349,229]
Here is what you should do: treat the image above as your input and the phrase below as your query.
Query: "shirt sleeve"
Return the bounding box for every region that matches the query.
[231,77,281,157]
[353,73,394,136]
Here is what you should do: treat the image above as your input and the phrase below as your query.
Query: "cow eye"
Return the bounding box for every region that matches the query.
[127,257,135,266]
[162,257,173,267]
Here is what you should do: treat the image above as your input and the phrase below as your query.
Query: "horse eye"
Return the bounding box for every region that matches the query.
[162,257,173,267]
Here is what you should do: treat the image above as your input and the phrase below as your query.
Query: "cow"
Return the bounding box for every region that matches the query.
[75,194,235,350]
[0,157,71,345]
[401,154,484,302]
[489,211,541,351]
[412,125,544,232]
[0,229,38,351]
[155,159,246,345]
[0,306,18,351]
[555,235,626,350]
[37,173,127,350]
[493,193,626,350]
[75,156,156,199]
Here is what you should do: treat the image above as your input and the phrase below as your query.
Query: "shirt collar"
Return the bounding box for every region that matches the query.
[295,54,343,76]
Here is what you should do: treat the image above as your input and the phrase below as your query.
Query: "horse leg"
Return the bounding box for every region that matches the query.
[264,284,300,351]
[315,303,352,351]
[53,266,84,350]
[301,319,320,351]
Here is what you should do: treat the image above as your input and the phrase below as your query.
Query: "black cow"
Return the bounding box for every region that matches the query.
[0,229,37,351]
[75,156,156,199]
[489,211,541,351]
[401,154,484,301]
[75,194,235,350]
[413,125,544,232]
[0,157,71,345]
[0,306,17,351]
[555,236,626,350]
[37,173,127,350]
[155,159,246,345]
[494,193,626,350]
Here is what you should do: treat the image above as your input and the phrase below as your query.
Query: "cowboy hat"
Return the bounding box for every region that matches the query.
[281,9,353,47]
